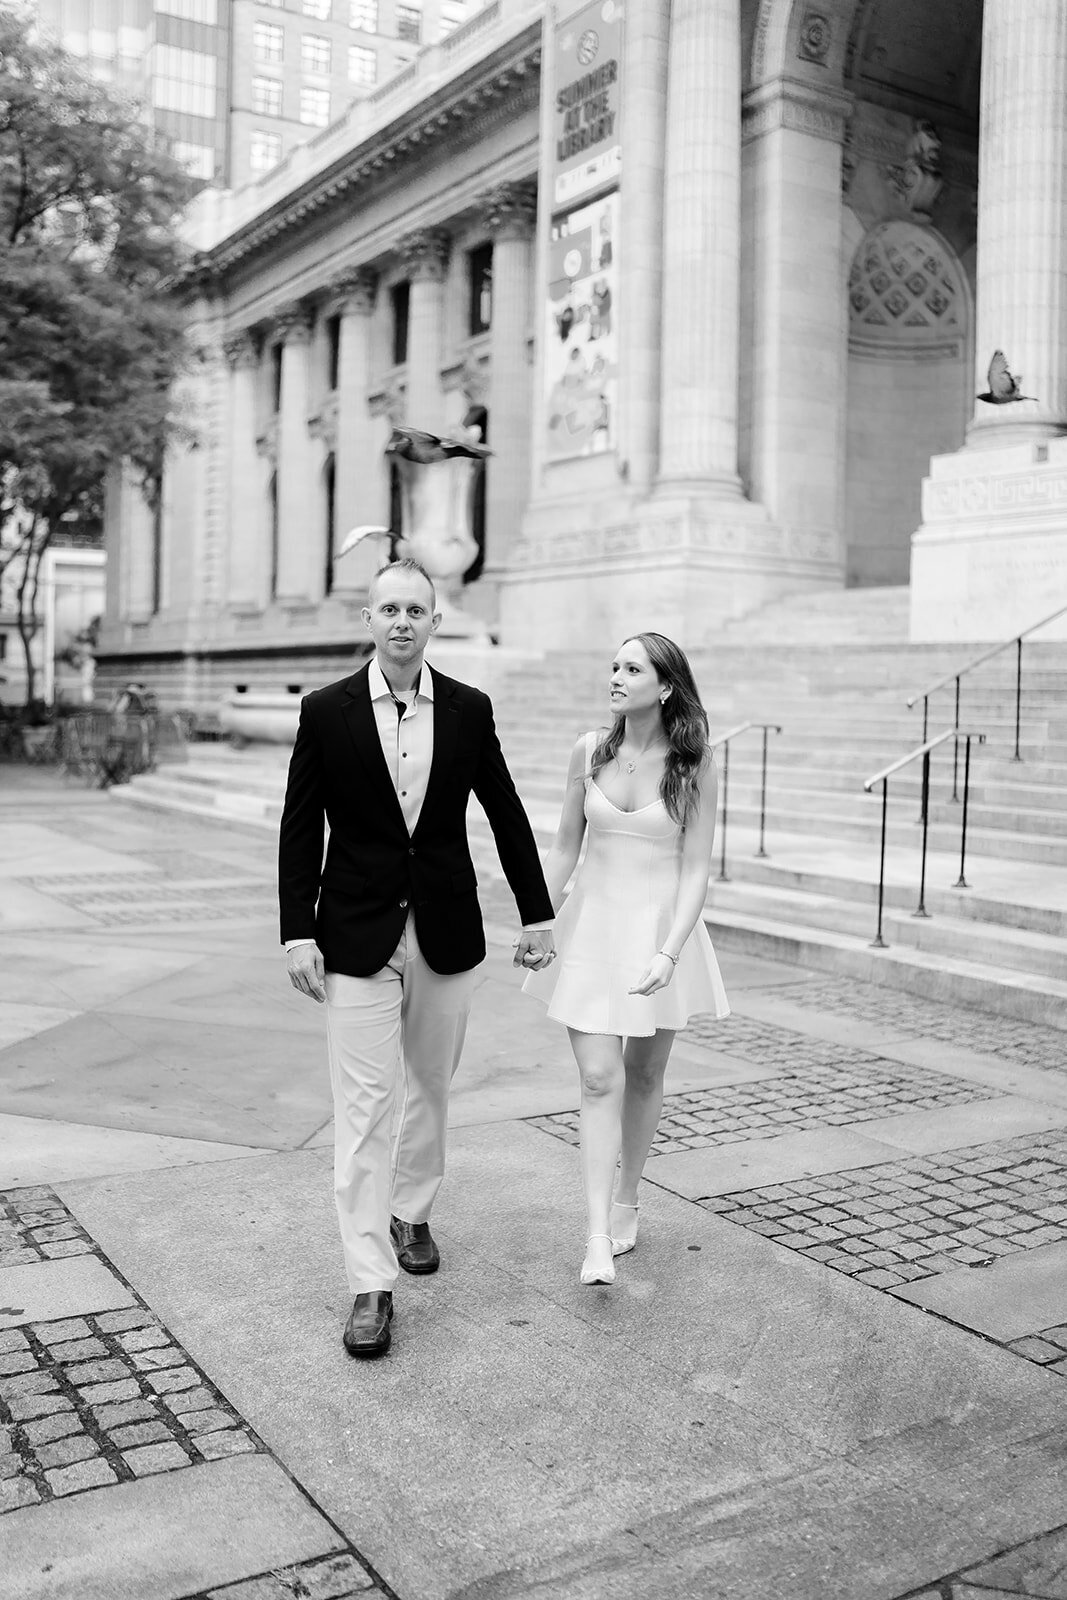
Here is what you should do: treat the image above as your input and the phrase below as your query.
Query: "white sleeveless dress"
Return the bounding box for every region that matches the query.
[523,736,730,1037]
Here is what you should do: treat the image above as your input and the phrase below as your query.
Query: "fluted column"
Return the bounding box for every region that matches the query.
[970,0,1067,442]
[400,229,450,432]
[657,0,743,490]
[272,304,315,604]
[618,0,670,491]
[480,183,536,572]
[331,267,380,594]
[224,331,267,610]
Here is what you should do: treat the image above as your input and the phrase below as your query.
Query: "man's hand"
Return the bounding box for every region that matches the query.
[287,942,326,1003]
[513,928,556,972]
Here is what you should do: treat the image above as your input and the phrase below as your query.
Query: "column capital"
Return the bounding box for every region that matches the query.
[223,330,259,370]
[273,302,314,343]
[742,77,853,146]
[477,179,538,241]
[329,266,379,316]
[398,227,451,282]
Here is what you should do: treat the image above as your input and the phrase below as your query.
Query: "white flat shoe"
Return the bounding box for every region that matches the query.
[611,1202,639,1257]
[580,1234,616,1285]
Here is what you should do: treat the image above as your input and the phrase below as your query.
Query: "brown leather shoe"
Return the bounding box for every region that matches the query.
[343,1290,393,1357]
[390,1216,440,1274]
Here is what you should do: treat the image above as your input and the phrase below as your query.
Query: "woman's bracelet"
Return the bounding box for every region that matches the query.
[658,949,678,966]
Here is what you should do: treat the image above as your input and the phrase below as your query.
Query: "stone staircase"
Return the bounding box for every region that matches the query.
[112,586,1067,1027]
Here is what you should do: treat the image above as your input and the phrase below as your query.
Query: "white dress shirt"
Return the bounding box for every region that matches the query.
[286,657,550,951]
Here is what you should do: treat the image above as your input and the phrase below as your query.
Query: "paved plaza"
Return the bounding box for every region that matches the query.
[1,770,1066,1599]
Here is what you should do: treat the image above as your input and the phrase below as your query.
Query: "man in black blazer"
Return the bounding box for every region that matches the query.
[280,558,555,1357]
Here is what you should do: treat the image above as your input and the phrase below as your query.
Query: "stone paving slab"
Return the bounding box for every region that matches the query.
[0,933,203,1011]
[893,1237,1067,1341]
[0,1115,263,1188]
[0,1454,345,1600]
[0,1256,134,1329]
[854,1095,1067,1154]
[649,1125,905,1196]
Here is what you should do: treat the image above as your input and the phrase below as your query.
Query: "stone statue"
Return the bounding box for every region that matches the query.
[887,119,943,217]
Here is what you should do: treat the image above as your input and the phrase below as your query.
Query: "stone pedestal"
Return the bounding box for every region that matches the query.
[909,0,1067,641]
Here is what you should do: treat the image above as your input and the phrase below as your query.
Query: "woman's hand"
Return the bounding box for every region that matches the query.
[628,952,676,996]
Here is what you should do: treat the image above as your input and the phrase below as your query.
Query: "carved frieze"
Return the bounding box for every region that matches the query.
[477,178,538,240]
[273,303,314,343]
[329,266,378,316]
[797,11,831,65]
[398,227,451,283]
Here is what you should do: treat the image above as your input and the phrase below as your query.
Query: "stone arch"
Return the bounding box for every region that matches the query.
[747,0,862,90]
[844,218,972,585]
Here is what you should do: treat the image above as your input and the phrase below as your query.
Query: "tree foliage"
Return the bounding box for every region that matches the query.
[0,9,197,703]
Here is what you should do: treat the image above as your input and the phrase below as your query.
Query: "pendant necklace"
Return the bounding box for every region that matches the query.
[625,758,637,774]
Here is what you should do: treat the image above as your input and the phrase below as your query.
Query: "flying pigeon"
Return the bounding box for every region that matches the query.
[338,524,392,557]
[385,425,492,463]
[978,350,1035,404]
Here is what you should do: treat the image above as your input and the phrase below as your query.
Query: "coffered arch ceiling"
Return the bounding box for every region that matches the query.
[745,0,983,133]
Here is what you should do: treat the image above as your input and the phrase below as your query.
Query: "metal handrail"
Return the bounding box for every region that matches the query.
[907,598,1067,769]
[710,720,782,881]
[863,727,986,948]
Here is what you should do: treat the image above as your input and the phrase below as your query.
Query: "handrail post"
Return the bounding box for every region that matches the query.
[954,734,974,889]
[921,695,928,745]
[871,780,889,948]
[756,725,769,858]
[1013,636,1023,762]
[717,738,730,882]
[913,749,931,918]
[951,677,961,800]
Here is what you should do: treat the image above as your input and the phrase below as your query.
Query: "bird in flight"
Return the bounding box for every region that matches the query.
[978,350,1035,404]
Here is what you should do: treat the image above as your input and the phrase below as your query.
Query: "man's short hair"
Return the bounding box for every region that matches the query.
[369,557,437,608]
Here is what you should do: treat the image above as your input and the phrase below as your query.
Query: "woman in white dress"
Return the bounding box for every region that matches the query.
[523,633,729,1285]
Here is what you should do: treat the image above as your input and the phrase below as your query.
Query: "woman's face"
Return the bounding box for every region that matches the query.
[609,639,664,718]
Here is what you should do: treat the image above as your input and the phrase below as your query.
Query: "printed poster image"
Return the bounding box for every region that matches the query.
[545,190,618,461]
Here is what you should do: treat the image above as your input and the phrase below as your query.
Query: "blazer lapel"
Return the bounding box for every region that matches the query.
[341,666,408,832]
[416,672,460,834]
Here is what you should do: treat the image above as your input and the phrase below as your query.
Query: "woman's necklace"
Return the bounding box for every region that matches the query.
[622,742,663,776]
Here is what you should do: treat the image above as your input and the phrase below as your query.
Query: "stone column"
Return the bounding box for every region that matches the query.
[970,0,1067,442]
[742,80,852,578]
[224,331,267,611]
[617,0,670,492]
[274,303,314,603]
[400,229,450,433]
[481,182,537,572]
[331,267,380,594]
[657,0,743,491]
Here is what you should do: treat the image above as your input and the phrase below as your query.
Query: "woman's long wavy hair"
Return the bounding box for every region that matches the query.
[591,632,710,826]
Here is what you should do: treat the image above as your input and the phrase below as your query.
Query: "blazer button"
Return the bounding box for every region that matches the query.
[400,899,408,909]
[408,846,415,856]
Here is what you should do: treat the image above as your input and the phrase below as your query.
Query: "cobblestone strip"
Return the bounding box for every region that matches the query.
[528,1052,989,1155]
[0,1187,95,1269]
[774,976,1067,1073]
[696,1129,1067,1376]
[19,876,277,927]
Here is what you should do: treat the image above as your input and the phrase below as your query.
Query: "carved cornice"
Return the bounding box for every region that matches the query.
[329,266,378,316]
[309,393,339,450]
[185,23,541,285]
[742,77,853,146]
[368,378,405,422]
[477,177,538,240]
[399,227,451,282]
[223,331,259,370]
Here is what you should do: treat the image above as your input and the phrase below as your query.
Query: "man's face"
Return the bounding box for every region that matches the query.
[362,569,440,672]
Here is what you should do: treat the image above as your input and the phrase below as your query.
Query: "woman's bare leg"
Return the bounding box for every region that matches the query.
[615,1028,676,1206]
[568,1029,625,1246]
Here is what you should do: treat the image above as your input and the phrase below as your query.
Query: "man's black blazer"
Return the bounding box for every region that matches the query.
[278,663,553,977]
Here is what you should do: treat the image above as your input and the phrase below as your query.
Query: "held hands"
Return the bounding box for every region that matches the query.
[513,929,556,972]
[287,942,326,1003]
[629,951,677,997]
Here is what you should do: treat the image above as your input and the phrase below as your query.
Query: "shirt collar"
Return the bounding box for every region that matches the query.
[369,657,435,703]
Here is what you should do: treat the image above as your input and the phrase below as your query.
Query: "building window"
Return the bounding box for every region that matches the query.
[249,130,282,175]
[299,85,330,125]
[302,0,331,17]
[152,45,217,118]
[252,75,283,115]
[391,281,410,366]
[349,0,376,30]
[347,43,375,83]
[468,242,492,335]
[259,0,283,7]
[271,344,283,412]
[155,0,218,21]
[253,21,283,62]
[396,4,420,43]
[171,141,215,180]
[301,32,330,73]
[323,454,336,597]
[326,314,341,390]
[439,0,464,36]
[268,473,279,600]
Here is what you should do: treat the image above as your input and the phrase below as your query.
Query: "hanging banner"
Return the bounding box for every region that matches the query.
[544,189,618,461]
[552,0,623,210]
